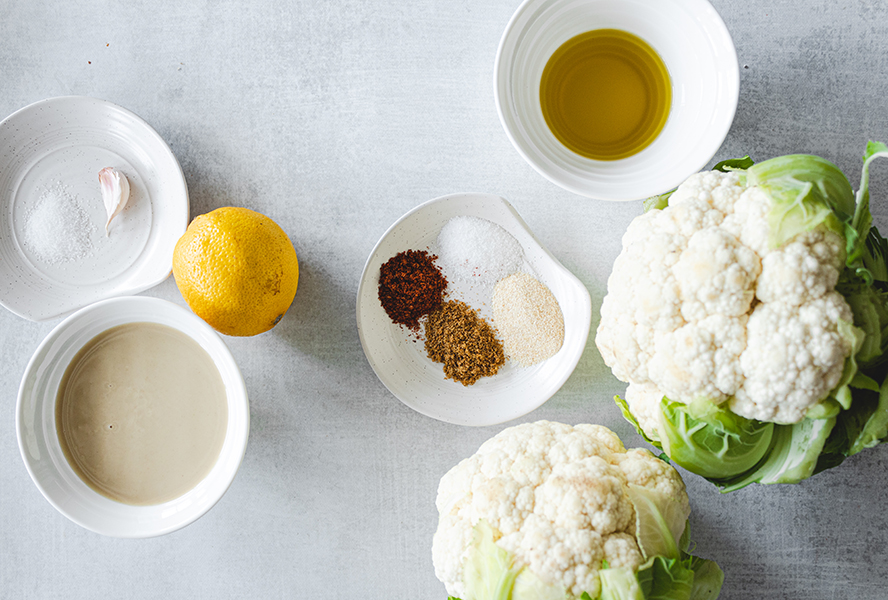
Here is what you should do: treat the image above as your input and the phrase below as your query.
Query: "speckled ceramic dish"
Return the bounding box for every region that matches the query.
[0,96,188,321]
[356,193,592,426]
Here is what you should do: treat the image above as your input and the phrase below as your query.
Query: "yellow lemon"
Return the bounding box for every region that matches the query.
[172,207,299,336]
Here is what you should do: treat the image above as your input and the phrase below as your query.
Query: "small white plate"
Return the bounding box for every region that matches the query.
[0,96,189,321]
[356,193,591,426]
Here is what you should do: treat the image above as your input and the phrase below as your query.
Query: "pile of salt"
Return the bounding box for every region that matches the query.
[435,216,524,286]
[22,183,95,265]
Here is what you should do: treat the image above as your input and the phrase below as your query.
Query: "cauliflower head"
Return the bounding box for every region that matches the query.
[431,421,720,600]
[596,169,857,435]
[596,144,888,491]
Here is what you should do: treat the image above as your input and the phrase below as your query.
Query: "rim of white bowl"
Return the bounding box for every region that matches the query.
[15,296,249,538]
[494,0,740,201]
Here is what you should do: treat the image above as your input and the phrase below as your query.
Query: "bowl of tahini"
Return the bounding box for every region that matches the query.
[16,296,249,538]
[494,0,739,201]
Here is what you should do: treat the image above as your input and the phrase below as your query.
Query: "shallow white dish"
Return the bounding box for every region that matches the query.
[0,96,189,321]
[356,193,591,426]
[16,296,249,538]
[495,0,739,201]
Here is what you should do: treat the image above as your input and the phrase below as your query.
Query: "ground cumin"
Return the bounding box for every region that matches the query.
[424,300,505,386]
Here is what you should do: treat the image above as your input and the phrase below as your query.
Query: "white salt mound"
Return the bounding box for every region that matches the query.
[22,183,95,265]
[493,272,564,367]
[436,216,523,286]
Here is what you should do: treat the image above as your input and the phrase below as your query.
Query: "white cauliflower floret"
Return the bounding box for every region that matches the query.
[595,309,653,383]
[624,382,666,441]
[731,292,855,422]
[611,448,690,510]
[533,457,633,534]
[647,314,748,403]
[502,515,607,597]
[432,513,475,598]
[673,227,760,321]
[721,185,771,256]
[597,207,717,384]
[756,228,845,306]
[603,532,644,571]
[469,476,533,536]
[431,421,688,600]
[596,169,857,427]
[669,169,745,215]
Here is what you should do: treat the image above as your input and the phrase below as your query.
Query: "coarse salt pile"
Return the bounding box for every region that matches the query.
[435,216,523,286]
[493,272,564,367]
[22,183,95,265]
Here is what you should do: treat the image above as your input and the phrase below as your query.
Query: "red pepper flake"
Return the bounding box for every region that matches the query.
[378,249,447,330]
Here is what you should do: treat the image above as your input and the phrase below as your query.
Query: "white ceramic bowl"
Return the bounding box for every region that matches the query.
[0,96,189,321]
[356,193,591,426]
[495,0,739,201]
[16,296,249,538]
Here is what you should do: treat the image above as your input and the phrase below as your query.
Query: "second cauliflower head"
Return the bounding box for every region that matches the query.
[431,421,722,600]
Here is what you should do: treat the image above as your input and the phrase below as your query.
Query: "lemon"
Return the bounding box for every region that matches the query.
[172,207,299,336]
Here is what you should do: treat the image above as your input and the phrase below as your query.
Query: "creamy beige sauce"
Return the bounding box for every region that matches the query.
[56,322,228,506]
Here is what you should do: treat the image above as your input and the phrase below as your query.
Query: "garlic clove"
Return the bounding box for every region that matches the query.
[99,167,130,236]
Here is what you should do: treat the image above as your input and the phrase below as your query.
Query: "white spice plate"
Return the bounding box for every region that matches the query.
[0,96,188,321]
[356,193,592,426]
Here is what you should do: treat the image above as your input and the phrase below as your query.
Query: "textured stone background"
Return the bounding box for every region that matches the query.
[1,0,887,598]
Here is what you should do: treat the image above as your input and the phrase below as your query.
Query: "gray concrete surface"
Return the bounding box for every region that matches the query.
[2,1,887,598]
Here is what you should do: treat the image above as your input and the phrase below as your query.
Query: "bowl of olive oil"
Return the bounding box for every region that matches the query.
[495,0,739,201]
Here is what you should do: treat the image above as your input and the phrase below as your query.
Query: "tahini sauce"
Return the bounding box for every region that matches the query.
[56,322,228,505]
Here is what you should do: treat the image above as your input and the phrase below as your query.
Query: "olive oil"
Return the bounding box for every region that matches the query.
[540,29,671,161]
